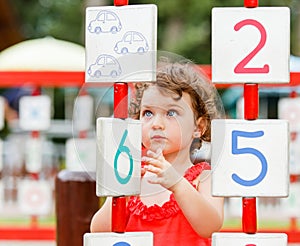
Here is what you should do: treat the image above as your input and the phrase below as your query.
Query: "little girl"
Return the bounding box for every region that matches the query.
[90,61,224,245]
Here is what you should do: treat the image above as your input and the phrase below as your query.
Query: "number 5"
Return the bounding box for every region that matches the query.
[231,130,268,186]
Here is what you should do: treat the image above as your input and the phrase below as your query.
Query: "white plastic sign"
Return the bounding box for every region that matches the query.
[19,95,51,131]
[212,7,290,83]
[278,97,300,132]
[66,138,96,172]
[85,4,157,83]
[289,134,300,174]
[0,181,3,210]
[280,182,300,217]
[0,140,3,172]
[96,117,141,197]
[212,232,287,246]
[18,180,52,215]
[73,95,94,132]
[0,96,5,130]
[211,119,289,197]
[25,137,43,173]
[84,232,153,246]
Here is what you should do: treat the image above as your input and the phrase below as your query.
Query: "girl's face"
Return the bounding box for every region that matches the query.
[140,85,197,156]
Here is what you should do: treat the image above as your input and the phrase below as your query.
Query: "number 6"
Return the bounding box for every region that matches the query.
[114,129,133,185]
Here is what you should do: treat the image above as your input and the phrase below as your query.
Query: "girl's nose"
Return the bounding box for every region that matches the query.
[152,114,165,130]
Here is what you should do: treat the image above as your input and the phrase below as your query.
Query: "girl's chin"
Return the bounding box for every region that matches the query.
[148,142,166,152]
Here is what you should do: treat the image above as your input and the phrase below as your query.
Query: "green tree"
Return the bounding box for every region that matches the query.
[11,0,297,63]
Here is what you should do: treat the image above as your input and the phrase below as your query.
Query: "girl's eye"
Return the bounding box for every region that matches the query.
[143,110,153,117]
[167,110,177,117]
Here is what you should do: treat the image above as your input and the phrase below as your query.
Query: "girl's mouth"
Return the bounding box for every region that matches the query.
[151,135,166,140]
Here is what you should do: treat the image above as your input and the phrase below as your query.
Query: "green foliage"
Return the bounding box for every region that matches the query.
[12,0,84,45]
[11,0,296,63]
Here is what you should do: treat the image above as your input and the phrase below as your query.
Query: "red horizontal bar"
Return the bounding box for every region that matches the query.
[0,71,84,87]
[0,68,299,87]
[0,226,55,240]
[1,226,299,242]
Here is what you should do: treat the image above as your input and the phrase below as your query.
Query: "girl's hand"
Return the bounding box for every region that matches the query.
[142,149,182,190]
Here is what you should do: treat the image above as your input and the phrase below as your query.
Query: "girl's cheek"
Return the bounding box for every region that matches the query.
[141,129,150,145]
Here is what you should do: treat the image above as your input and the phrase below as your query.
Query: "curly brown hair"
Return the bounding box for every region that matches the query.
[129,62,223,147]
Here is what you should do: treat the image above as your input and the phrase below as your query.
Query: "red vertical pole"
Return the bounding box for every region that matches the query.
[112,1,129,233]
[244,0,258,8]
[243,85,258,234]
[30,86,41,228]
[112,83,128,233]
[242,0,259,235]
[78,88,88,139]
[31,86,41,180]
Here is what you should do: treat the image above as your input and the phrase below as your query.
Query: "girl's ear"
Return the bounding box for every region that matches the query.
[194,117,208,138]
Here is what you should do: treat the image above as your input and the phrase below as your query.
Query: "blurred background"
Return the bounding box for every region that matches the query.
[3,0,300,62]
[0,0,300,245]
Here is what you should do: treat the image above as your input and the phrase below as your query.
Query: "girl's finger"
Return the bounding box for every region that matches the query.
[141,156,160,166]
[144,165,160,174]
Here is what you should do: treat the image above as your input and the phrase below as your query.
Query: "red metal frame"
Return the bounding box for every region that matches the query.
[0,65,298,240]
[0,71,84,87]
[110,0,129,234]
[0,68,300,88]
[241,0,259,235]
[244,0,258,8]
[0,226,55,241]
[243,84,259,120]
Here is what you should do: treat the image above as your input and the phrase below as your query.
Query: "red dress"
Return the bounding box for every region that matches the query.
[126,162,212,246]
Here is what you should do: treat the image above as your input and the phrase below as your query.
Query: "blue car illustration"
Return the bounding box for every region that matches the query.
[88,10,122,34]
[88,54,122,78]
[114,31,149,54]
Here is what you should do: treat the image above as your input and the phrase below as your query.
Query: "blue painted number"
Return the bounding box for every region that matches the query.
[231,130,268,186]
[114,129,133,184]
[113,242,131,246]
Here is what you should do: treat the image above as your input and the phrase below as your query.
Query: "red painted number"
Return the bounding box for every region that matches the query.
[234,19,269,74]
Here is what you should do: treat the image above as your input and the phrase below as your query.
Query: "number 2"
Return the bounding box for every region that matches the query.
[231,130,268,186]
[234,19,269,74]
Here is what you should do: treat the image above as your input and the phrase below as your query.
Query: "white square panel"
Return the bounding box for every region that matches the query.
[73,95,94,132]
[19,95,51,131]
[18,180,52,215]
[211,119,289,197]
[85,4,157,83]
[25,137,42,173]
[84,232,153,246]
[0,97,5,130]
[212,232,287,246]
[212,7,290,83]
[278,97,300,132]
[66,138,96,172]
[96,117,141,196]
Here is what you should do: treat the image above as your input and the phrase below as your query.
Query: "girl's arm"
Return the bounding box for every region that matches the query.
[90,197,112,232]
[143,150,224,237]
[170,170,224,238]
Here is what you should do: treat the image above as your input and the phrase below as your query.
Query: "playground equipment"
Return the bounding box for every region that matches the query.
[84,0,293,245]
[212,0,290,244]
[0,0,300,244]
